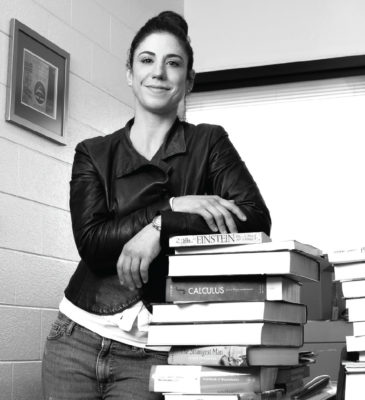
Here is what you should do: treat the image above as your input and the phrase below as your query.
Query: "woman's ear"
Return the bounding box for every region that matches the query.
[126,68,133,87]
[186,69,196,94]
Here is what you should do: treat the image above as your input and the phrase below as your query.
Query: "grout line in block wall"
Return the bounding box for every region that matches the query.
[0,245,79,264]
[0,190,70,212]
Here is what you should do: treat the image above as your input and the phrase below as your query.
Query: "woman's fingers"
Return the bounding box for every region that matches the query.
[130,257,143,289]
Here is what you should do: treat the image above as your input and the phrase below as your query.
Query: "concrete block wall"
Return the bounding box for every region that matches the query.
[0,0,183,399]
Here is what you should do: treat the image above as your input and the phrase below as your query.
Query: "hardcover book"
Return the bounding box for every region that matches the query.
[151,301,307,324]
[163,389,285,399]
[168,251,321,282]
[334,262,365,281]
[147,322,304,347]
[167,346,305,367]
[149,365,278,394]
[327,246,365,264]
[165,276,301,304]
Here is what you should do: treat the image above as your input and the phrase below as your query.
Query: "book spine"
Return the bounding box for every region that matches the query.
[166,278,267,302]
[169,232,269,247]
[168,346,250,367]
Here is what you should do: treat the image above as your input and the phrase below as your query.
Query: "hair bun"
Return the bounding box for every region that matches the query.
[157,11,188,37]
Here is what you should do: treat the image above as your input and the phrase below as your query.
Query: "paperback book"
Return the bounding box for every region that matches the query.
[162,389,285,400]
[169,232,271,249]
[149,365,278,394]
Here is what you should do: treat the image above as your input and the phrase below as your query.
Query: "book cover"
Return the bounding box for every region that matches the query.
[165,276,301,303]
[149,365,278,394]
[147,322,304,347]
[334,262,365,281]
[169,232,271,248]
[346,298,365,322]
[168,251,321,282]
[151,301,307,324]
[327,246,365,264]
[341,279,365,298]
[167,346,302,367]
[346,335,365,352]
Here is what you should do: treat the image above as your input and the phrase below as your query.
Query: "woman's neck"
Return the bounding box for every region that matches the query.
[129,111,177,161]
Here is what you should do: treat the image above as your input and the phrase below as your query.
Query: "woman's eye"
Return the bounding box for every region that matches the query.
[167,60,180,67]
[141,58,153,64]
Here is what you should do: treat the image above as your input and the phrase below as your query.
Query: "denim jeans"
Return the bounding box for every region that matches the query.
[42,312,167,400]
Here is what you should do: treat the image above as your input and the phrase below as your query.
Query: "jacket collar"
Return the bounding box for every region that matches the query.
[115,118,186,177]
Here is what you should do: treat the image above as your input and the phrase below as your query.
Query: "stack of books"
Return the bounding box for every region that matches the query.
[147,232,324,399]
[328,246,365,399]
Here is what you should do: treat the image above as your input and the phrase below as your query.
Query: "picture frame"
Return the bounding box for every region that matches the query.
[6,19,70,145]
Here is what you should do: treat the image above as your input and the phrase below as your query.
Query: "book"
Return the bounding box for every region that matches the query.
[163,389,285,400]
[149,365,278,394]
[151,301,307,324]
[344,372,365,400]
[172,239,322,258]
[346,335,365,352]
[346,298,365,321]
[147,322,304,346]
[341,279,365,298]
[327,246,365,264]
[168,251,321,282]
[352,321,365,336]
[165,276,302,304]
[167,346,305,367]
[334,262,365,281]
[169,232,271,249]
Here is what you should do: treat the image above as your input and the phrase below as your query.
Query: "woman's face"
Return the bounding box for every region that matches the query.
[127,32,193,116]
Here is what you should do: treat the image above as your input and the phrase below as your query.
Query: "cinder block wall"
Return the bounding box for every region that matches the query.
[0,1,183,399]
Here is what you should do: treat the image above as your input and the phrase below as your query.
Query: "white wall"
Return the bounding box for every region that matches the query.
[0,1,183,398]
[185,0,365,71]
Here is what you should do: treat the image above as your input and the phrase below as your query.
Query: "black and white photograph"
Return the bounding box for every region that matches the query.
[0,1,364,399]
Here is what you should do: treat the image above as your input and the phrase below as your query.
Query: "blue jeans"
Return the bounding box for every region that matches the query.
[42,312,167,400]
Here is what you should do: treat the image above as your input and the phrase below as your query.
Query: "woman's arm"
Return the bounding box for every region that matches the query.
[161,125,271,239]
[69,142,169,273]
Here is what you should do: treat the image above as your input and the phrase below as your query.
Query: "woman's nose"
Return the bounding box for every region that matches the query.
[152,61,166,79]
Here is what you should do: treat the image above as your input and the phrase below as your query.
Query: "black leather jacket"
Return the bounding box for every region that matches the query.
[65,118,271,314]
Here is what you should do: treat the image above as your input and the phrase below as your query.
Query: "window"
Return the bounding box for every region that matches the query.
[187,73,365,251]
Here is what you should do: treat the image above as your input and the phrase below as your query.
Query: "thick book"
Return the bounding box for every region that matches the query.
[151,301,307,324]
[346,298,365,322]
[170,232,271,248]
[168,251,321,282]
[346,335,365,352]
[168,346,304,367]
[149,365,278,394]
[327,246,365,264]
[353,322,365,336]
[341,279,365,298]
[334,262,365,281]
[165,276,301,304]
[172,239,322,258]
[163,389,285,400]
[147,322,304,347]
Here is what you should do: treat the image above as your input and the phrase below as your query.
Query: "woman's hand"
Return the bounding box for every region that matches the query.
[116,224,161,291]
[172,195,246,233]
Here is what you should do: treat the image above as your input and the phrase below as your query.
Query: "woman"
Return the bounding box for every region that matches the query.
[42,11,271,400]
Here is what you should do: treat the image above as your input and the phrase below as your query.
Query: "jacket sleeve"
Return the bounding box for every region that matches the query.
[161,125,271,243]
[70,142,170,273]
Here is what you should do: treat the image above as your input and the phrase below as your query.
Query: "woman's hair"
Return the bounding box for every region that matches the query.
[127,11,194,74]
